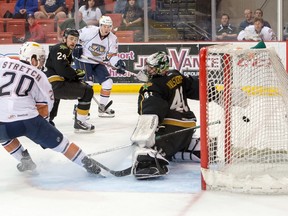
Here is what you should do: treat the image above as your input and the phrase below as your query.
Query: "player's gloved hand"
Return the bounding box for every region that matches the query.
[73,44,83,59]
[115,59,126,74]
[75,69,86,79]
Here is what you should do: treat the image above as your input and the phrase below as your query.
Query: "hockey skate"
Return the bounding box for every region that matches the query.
[98,104,115,118]
[82,156,101,174]
[74,112,95,133]
[17,150,37,172]
[74,118,95,133]
[132,149,169,180]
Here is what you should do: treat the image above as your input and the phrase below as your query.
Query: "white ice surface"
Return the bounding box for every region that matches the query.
[0,94,287,216]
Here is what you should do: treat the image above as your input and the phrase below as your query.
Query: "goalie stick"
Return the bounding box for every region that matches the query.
[155,120,221,140]
[89,120,221,157]
[88,121,221,177]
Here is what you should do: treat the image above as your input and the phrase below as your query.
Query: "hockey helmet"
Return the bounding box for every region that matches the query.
[146,51,169,74]
[99,16,113,27]
[63,28,79,38]
[19,42,45,67]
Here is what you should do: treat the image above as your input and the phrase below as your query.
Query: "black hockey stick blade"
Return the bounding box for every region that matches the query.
[94,160,131,177]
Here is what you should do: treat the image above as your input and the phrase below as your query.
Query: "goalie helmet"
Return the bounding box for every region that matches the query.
[19,42,45,68]
[99,16,113,27]
[146,51,169,74]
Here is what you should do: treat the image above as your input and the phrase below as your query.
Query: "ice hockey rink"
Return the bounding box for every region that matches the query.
[0,94,287,216]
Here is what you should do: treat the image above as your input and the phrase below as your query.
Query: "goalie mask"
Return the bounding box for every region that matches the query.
[145,51,169,76]
[19,42,46,69]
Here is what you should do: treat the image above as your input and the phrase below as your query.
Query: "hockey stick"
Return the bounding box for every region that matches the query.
[94,160,131,177]
[155,120,221,140]
[92,96,113,111]
[81,55,148,82]
[88,144,132,157]
[88,120,221,176]
[88,120,221,157]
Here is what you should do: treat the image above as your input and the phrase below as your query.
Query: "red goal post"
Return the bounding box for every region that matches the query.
[199,43,288,194]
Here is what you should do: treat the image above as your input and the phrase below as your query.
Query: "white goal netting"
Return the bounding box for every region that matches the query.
[199,44,288,194]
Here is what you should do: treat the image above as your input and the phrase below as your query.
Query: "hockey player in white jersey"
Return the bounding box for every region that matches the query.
[73,15,127,118]
[237,17,277,41]
[0,42,101,175]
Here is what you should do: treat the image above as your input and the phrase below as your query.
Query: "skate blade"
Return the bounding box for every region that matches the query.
[135,174,165,180]
[22,169,40,176]
[98,114,115,118]
[74,128,95,133]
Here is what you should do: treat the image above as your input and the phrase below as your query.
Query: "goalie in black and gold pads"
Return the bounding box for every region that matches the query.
[131,51,250,179]
[131,51,200,179]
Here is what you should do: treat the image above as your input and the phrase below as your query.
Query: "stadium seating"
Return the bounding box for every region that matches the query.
[6,19,26,38]
[0,19,4,32]
[0,32,13,44]
[106,13,123,30]
[0,3,16,18]
[104,0,115,13]
[115,30,134,43]
[45,32,58,44]
[37,19,55,34]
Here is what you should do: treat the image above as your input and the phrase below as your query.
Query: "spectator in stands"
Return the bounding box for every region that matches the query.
[79,0,102,26]
[119,0,144,41]
[34,0,67,20]
[20,13,45,43]
[73,0,105,16]
[13,0,39,19]
[254,8,271,28]
[237,17,277,41]
[239,9,253,31]
[114,0,127,13]
[216,13,238,41]
[57,11,87,42]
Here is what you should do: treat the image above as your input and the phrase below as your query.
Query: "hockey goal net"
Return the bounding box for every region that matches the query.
[199,43,288,194]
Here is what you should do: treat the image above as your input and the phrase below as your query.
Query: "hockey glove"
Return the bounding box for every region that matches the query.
[73,44,83,59]
[115,59,126,74]
[76,69,86,80]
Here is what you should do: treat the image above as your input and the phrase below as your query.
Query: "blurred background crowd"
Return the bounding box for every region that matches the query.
[0,0,287,43]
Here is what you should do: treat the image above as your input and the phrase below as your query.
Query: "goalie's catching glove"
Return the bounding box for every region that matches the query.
[115,59,126,74]
[73,44,83,59]
[75,69,86,80]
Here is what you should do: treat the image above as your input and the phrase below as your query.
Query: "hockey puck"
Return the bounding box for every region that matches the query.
[242,116,250,122]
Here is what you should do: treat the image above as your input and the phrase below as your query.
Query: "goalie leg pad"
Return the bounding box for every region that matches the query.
[130,114,158,148]
[132,147,169,179]
[172,135,201,162]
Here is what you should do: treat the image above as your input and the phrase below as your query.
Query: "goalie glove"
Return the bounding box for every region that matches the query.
[115,59,126,74]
